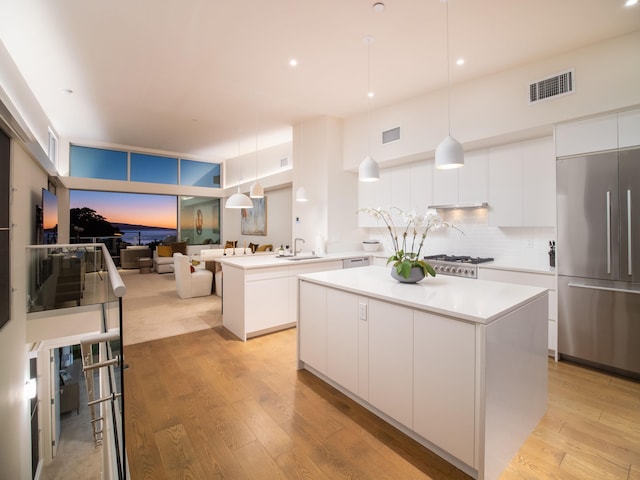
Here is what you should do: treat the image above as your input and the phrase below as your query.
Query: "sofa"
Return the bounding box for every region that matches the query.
[120,246,151,269]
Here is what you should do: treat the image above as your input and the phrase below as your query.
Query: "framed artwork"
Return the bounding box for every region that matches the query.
[241,197,267,235]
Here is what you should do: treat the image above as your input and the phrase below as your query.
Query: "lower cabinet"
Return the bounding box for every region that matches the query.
[368,299,413,429]
[326,289,359,394]
[298,282,475,463]
[413,311,476,466]
[298,281,327,374]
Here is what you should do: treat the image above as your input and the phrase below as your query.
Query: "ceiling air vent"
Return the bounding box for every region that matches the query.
[382,126,400,144]
[529,69,574,104]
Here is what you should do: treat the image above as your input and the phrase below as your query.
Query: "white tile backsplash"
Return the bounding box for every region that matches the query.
[364,208,555,265]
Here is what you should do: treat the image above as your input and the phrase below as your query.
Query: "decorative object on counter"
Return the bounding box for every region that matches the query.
[362,240,380,252]
[548,240,555,267]
[359,207,460,281]
[390,265,425,283]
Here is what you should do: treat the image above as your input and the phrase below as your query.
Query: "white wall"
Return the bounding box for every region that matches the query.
[222,185,292,251]
[343,31,640,171]
[0,140,48,479]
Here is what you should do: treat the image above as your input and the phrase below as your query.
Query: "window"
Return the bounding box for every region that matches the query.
[131,153,178,184]
[180,159,221,187]
[70,145,127,180]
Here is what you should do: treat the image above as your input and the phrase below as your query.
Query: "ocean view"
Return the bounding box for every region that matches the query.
[119,228,177,245]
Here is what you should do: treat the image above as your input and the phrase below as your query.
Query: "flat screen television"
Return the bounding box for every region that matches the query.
[41,188,58,244]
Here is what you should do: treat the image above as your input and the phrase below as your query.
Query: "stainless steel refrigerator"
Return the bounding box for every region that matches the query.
[557,148,640,379]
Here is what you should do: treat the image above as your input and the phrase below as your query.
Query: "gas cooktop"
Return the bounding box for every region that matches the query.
[424,255,494,265]
[423,255,494,278]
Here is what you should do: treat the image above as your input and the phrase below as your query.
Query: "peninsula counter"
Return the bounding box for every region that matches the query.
[219,252,368,341]
[297,266,548,480]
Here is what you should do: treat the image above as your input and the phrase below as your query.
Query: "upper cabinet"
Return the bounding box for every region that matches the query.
[432,150,488,206]
[358,161,433,227]
[488,137,555,227]
[555,108,640,157]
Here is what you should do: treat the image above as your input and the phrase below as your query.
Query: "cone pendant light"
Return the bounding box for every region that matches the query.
[435,0,464,170]
[358,36,380,182]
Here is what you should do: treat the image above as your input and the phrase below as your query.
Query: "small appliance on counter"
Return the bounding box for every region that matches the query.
[423,254,494,279]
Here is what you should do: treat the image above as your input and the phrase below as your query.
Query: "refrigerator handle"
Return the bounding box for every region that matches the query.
[606,191,612,274]
[627,190,633,275]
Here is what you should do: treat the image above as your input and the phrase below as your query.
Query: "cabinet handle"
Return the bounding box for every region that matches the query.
[606,191,611,274]
[568,282,640,295]
[628,189,632,276]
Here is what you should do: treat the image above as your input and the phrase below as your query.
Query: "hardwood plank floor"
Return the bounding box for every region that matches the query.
[124,327,640,480]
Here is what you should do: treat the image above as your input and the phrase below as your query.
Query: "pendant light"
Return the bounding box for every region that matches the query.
[296,122,309,202]
[250,105,264,198]
[435,0,464,170]
[225,185,253,209]
[358,35,380,182]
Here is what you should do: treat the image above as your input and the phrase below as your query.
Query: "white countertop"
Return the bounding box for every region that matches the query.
[298,266,547,325]
[218,251,370,269]
[479,260,556,275]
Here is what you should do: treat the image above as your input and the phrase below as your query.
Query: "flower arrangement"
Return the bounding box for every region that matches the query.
[359,207,458,279]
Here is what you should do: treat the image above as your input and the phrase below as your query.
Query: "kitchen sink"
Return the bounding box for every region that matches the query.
[284,255,321,261]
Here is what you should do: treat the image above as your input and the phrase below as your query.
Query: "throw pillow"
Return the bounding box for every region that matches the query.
[256,244,272,252]
[248,242,258,253]
[190,265,195,273]
[170,241,187,255]
[157,245,172,257]
[224,240,237,249]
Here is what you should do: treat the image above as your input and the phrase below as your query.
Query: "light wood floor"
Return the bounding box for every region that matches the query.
[124,327,640,480]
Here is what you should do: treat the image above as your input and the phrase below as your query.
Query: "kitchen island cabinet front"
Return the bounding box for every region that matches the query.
[297,266,548,480]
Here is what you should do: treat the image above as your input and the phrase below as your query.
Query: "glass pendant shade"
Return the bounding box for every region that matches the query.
[249,181,264,198]
[295,186,309,202]
[225,188,253,209]
[435,135,464,169]
[358,155,380,182]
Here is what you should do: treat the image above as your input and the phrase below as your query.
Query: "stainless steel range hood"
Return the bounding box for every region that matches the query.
[427,202,489,209]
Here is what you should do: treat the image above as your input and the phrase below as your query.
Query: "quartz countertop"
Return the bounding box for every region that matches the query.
[298,265,547,325]
[217,251,371,269]
[479,260,556,275]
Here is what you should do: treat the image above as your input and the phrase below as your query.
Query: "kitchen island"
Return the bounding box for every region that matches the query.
[297,266,548,480]
[220,252,368,341]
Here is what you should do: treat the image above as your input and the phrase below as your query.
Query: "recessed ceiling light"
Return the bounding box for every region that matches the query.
[625,0,637,6]
[373,2,385,13]
[289,58,298,67]
[368,91,374,98]
[456,58,465,66]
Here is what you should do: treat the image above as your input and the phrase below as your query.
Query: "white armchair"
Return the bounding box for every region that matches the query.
[172,253,213,299]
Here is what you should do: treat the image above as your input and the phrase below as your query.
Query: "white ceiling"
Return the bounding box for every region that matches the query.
[1,0,639,161]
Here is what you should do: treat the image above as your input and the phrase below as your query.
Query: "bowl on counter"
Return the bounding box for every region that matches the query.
[362,241,380,252]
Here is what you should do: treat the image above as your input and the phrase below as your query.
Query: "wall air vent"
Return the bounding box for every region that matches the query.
[382,126,400,144]
[280,157,288,167]
[529,69,574,104]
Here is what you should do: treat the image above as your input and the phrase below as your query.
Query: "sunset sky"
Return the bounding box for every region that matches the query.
[70,191,177,228]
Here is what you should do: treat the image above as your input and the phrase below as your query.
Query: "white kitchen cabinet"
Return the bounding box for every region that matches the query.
[488,137,555,227]
[368,299,413,429]
[488,143,523,226]
[555,113,618,157]
[409,160,433,211]
[246,275,290,338]
[357,169,392,227]
[413,311,476,466]
[326,288,359,394]
[477,266,557,354]
[359,160,434,227]
[298,281,327,373]
[432,150,487,206]
[618,108,640,148]
[522,137,556,226]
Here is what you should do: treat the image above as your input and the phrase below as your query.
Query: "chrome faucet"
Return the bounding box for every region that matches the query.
[294,237,305,256]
